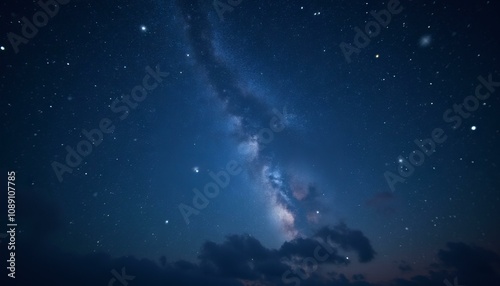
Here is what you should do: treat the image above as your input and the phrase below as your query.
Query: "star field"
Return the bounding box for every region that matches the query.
[1,0,499,285]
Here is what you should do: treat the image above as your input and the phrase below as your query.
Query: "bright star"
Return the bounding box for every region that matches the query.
[193,166,199,173]
[141,25,147,31]
[419,35,432,47]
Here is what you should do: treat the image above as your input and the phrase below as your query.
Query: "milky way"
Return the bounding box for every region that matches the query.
[175,0,336,240]
[3,0,499,285]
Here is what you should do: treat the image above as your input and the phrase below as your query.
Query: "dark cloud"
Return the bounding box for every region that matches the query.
[398,260,413,273]
[8,194,500,286]
[9,214,376,285]
[198,234,271,280]
[11,230,500,286]
[315,223,376,263]
[279,236,346,265]
[437,242,500,286]
[352,273,365,281]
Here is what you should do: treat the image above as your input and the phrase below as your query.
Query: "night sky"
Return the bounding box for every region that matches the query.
[1,0,500,285]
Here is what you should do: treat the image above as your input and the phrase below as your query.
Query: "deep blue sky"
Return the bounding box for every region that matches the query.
[1,0,499,285]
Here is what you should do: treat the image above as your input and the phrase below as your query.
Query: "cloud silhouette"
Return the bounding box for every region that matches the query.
[7,189,500,286]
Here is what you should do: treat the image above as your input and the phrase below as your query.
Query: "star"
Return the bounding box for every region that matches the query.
[193,166,199,173]
[471,126,476,131]
[140,25,147,32]
[419,35,432,47]
[165,220,169,224]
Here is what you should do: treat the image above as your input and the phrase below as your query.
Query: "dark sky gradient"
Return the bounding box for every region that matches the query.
[1,0,499,285]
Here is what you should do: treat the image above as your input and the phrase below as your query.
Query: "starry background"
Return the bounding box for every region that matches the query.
[1,0,500,285]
